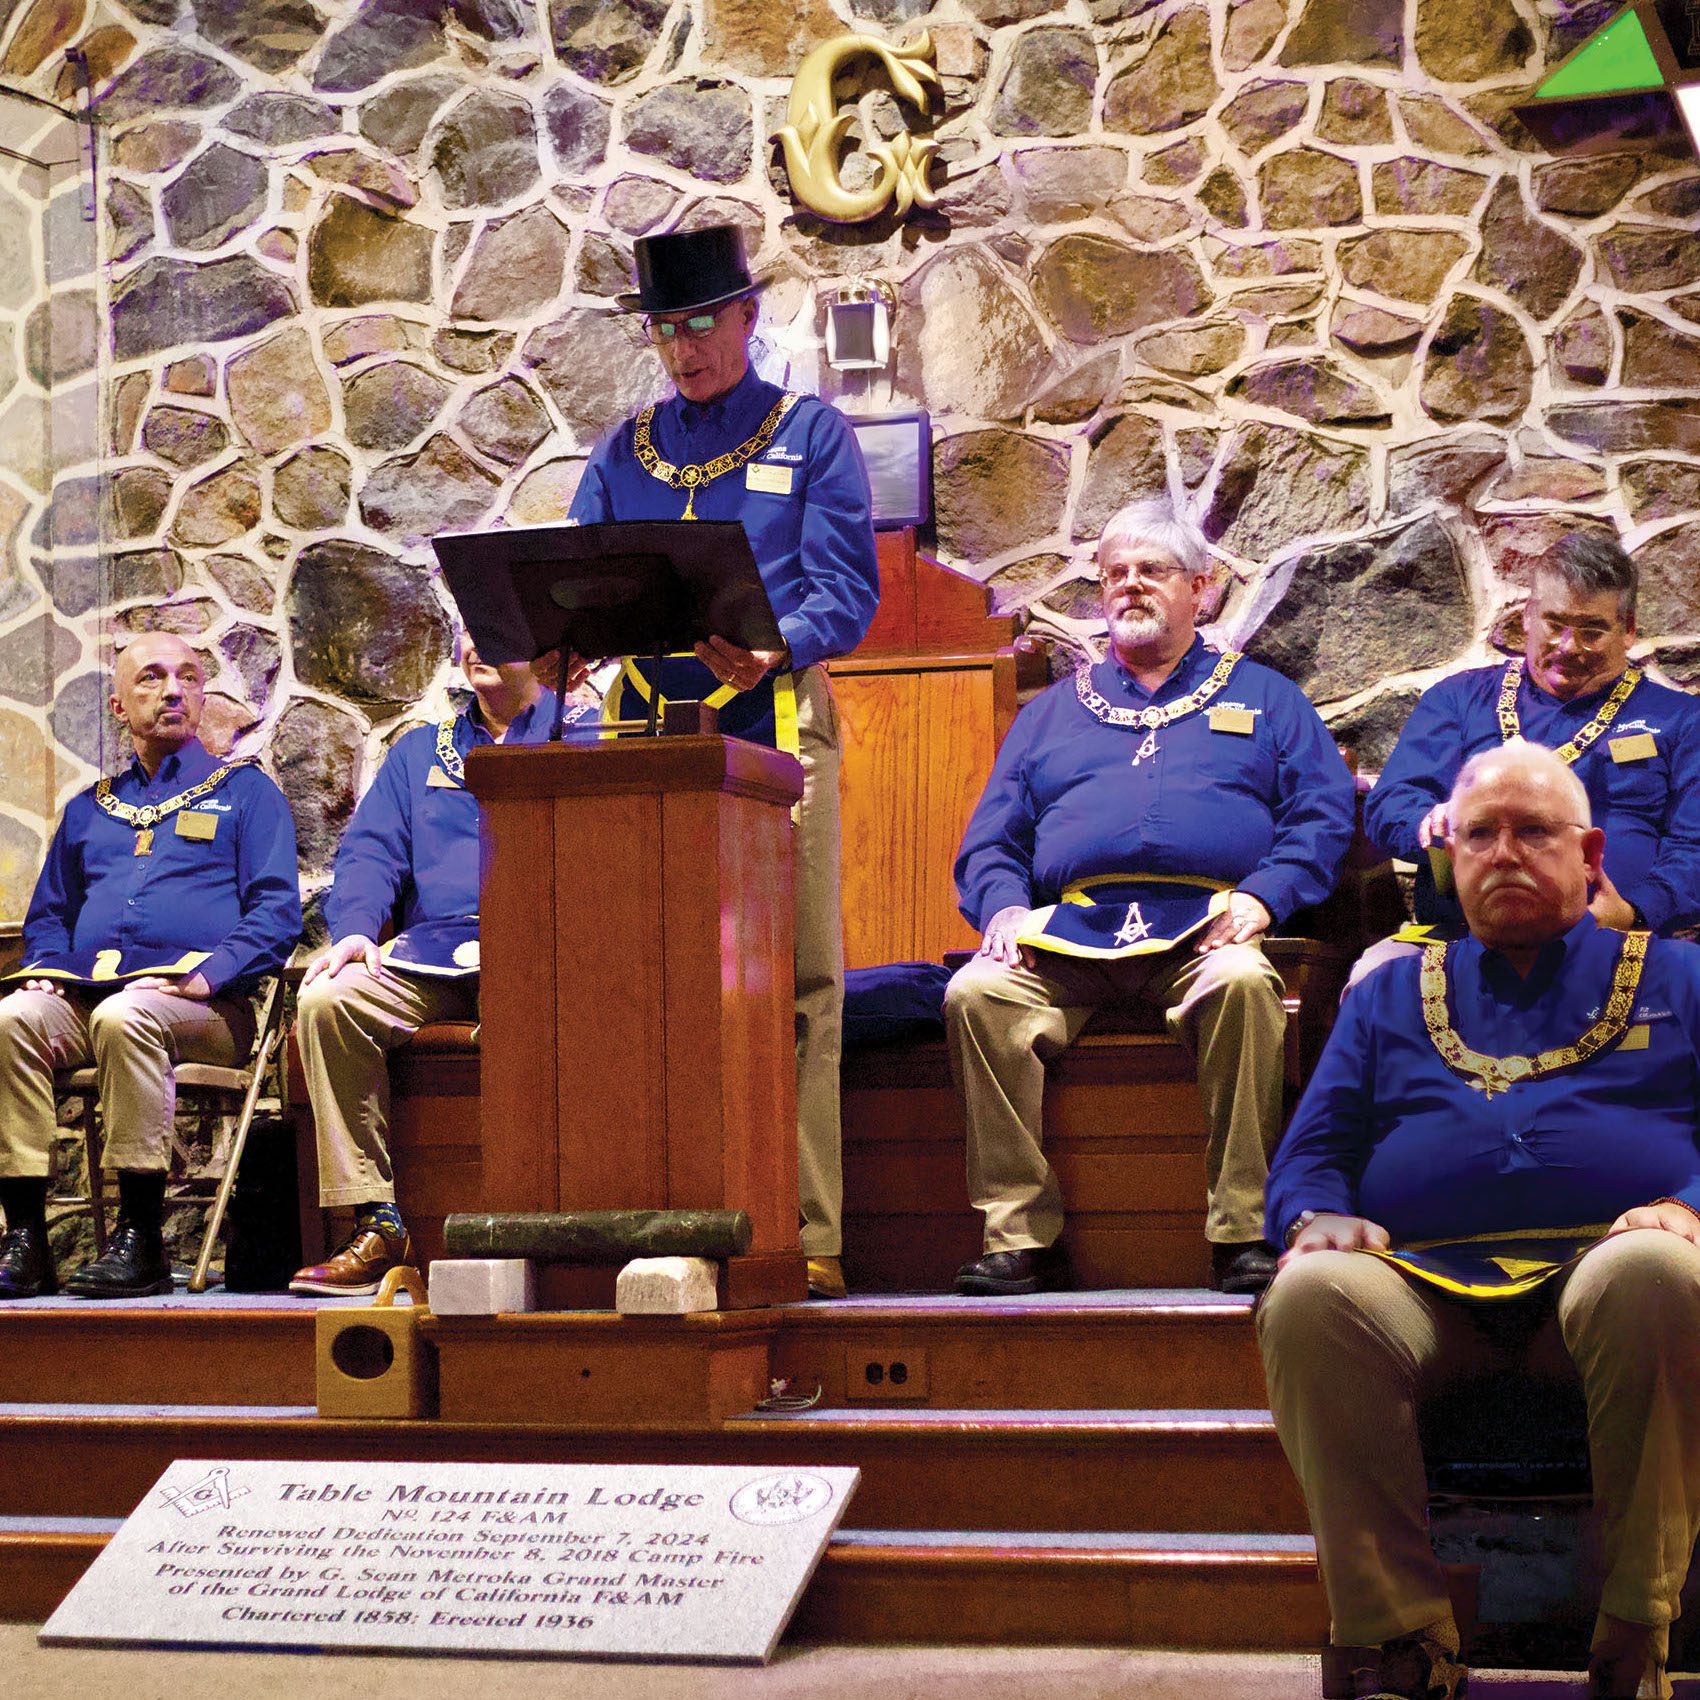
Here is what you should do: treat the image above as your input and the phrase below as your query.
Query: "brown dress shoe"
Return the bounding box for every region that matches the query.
[806,1256,846,1299]
[290,1225,413,1297]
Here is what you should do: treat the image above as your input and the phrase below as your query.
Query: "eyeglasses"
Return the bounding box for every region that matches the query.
[642,307,728,344]
[1099,558,1189,587]
[1536,613,1619,650]
[1453,820,1588,856]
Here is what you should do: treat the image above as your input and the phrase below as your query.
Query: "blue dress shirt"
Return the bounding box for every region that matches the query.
[568,365,879,673]
[23,739,301,996]
[1365,662,1700,932]
[325,693,570,945]
[1264,915,1700,1246]
[954,637,1357,930]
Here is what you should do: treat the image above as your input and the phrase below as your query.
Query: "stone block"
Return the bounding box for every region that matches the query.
[615,1256,719,1315]
[428,1259,537,1316]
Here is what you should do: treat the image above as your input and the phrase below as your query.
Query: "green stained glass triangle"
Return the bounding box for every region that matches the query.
[1537,8,1665,99]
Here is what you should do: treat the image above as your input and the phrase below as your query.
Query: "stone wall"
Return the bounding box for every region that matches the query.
[2,0,1700,926]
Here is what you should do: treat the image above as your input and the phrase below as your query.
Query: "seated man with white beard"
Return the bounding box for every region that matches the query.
[944,499,1356,1297]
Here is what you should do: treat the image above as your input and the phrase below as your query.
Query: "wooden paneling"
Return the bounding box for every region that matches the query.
[828,531,1022,970]
[475,793,558,1211]
[834,667,922,966]
[550,788,666,1207]
[832,656,1005,968]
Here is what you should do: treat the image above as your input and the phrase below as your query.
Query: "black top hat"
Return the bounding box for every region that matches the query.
[616,225,760,315]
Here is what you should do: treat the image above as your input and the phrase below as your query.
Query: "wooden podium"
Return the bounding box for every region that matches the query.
[467,734,808,1309]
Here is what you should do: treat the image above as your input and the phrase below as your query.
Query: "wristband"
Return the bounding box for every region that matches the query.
[1650,1197,1700,1226]
[1284,1209,1319,1248]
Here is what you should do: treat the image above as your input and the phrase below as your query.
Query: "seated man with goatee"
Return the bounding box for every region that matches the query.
[945,498,1355,1297]
[1261,739,1700,1700]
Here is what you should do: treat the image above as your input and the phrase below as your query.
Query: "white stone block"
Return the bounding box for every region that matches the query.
[615,1255,719,1315]
[427,1258,536,1316]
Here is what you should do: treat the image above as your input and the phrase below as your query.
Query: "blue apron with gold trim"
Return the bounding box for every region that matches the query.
[1367,1227,1608,1302]
[380,916,481,979]
[1016,875,1231,961]
[6,946,214,988]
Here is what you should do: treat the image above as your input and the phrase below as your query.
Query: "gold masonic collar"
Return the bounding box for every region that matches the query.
[94,759,251,857]
[633,393,800,520]
[1420,931,1650,1099]
[1496,657,1641,765]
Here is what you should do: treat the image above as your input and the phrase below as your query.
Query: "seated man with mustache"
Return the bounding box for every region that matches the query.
[945,498,1355,1297]
[1261,738,1700,1700]
[1355,530,1700,992]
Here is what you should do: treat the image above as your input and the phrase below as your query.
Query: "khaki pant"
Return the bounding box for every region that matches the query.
[0,984,253,1177]
[1257,1234,1700,1669]
[295,964,477,1208]
[793,665,845,1257]
[944,940,1287,1251]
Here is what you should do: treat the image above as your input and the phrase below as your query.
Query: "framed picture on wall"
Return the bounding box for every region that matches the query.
[850,411,931,532]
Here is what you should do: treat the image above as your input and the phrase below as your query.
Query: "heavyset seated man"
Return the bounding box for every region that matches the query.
[1358,531,1700,990]
[0,633,301,1299]
[944,499,1355,1297]
[289,635,580,1296]
[1260,739,1700,1700]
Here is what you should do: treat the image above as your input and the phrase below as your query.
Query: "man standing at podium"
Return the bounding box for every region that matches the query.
[569,225,879,1300]
[945,500,1355,1297]
[289,635,582,1295]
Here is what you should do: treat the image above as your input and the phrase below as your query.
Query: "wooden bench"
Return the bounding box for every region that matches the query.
[840,937,1355,1293]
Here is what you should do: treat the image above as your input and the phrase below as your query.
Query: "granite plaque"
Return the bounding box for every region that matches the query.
[42,1459,859,1663]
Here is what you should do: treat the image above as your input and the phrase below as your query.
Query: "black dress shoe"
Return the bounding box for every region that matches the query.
[0,1222,56,1298]
[1211,1239,1280,1295]
[954,1246,1068,1296]
[64,1222,174,1298]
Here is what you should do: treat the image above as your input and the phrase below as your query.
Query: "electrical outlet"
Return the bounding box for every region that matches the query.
[845,1346,929,1402]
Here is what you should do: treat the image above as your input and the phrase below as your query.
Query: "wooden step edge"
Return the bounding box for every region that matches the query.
[0,1525,114,1623]
[774,1297,1255,1329]
[0,1521,1328,1649]
[799,1536,1328,1649]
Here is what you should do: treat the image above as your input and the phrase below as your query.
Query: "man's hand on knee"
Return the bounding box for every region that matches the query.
[303,935,381,987]
[1606,1199,1700,1245]
[1280,1212,1391,1267]
[20,979,64,998]
[978,906,1034,969]
[127,972,210,1000]
[1196,891,1272,953]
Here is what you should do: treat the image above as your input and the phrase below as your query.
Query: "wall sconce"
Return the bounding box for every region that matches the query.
[824,280,894,373]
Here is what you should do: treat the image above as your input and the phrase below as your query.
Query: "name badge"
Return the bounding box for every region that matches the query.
[1609,732,1657,764]
[426,766,460,789]
[1208,706,1256,735]
[1619,1023,1651,1052]
[746,463,794,496]
[175,811,217,842]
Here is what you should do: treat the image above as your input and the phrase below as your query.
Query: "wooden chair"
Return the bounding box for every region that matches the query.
[54,975,289,1292]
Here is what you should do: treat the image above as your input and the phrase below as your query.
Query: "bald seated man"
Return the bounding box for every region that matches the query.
[1261,739,1700,1700]
[0,634,301,1299]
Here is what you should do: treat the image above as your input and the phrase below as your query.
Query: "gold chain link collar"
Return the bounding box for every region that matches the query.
[1495,656,1642,764]
[93,758,253,831]
[633,392,801,520]
[435,714,465,785]
[1074,650,1242,731]
[1420,931,1649,1099]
